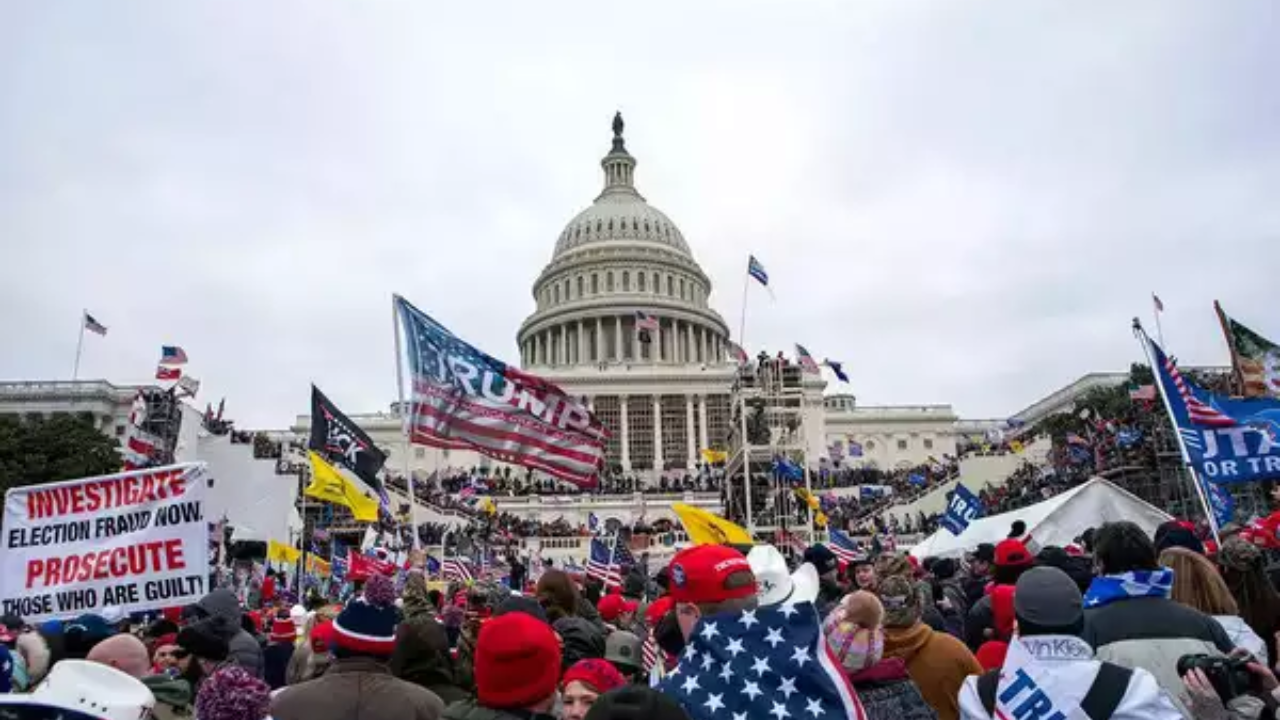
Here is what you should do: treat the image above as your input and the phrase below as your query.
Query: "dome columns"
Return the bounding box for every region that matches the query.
[518,314,726,369]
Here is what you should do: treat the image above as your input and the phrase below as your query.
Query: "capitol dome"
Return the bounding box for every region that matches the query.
[515,113,736,475]
[517,113,731,373]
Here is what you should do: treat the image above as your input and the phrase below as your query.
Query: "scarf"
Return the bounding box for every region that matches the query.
[1082,568,1174,609]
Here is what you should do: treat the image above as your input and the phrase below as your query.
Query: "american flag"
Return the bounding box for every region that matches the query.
[1151,338,1235,428]
[159,345,188,364]
[587,537,623,588]
[396,295,609,488]
[657,602,866,720]
[825,528,861,564]
[642,630,661,674]
[83,312,108,336]
[635,311,659,332]
[747,255,769,286]
[443,555,474,583]
[795,344,820,374]
[728,341,749,367]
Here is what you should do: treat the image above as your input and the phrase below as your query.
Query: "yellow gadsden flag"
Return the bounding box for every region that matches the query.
[672,502,753,546]
[306,451,380,522]
[268,540,301,564]
[305,555,332,577]
[700,448,728,464]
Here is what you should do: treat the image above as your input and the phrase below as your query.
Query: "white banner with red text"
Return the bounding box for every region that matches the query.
[0,463,210,622]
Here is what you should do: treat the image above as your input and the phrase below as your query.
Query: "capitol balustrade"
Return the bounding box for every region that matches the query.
[381,482,726,527]
[420,530,927,565]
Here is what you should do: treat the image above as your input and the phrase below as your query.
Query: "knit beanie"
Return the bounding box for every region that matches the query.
[1220,536,1264,572]
[976,640,1009,671]
[494,594,549,624]
[474,611,562,710]
[878,576,922,628]
[823,618,884,673]
[585,685,693,720]
[195,665,271,720]
[562,658,627,694]
[176,625,229,662]
[823,592,884,672]
[1154,520,1205,556]
[332,575,398,658]
[990,585,1016,641]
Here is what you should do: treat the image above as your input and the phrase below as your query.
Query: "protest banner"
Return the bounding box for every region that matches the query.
[0,463,210,622]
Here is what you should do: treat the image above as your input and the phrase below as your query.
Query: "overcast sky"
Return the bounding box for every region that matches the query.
[2,1,1277,429]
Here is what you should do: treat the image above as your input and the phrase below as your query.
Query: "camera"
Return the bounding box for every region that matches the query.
[1178,654,1253,701]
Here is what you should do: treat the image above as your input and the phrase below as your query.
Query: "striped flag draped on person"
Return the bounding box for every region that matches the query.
[394,295,608,488]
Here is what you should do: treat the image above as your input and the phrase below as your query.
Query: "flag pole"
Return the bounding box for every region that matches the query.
[72,310,86,381]
[391,295,421,549]
[1152,293,1166,347]
[1132,319,1221,544]
[1213,300,1245,396]
[738,268,750,355]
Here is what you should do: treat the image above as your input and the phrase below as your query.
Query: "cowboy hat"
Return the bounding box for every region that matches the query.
[0,659,155,720]
[748,544,820,606]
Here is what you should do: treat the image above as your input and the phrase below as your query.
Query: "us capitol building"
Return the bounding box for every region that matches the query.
[0,115,977,486]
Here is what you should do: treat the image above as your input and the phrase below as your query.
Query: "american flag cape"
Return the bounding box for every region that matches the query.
[395,295,608,488]
[587,537,623,588]
[658,601,866,720]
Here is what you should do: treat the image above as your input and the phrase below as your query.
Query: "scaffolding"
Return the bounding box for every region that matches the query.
[724,358,819,549]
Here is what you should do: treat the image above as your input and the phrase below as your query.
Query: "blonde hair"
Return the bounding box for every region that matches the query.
[1160,546,1239,616]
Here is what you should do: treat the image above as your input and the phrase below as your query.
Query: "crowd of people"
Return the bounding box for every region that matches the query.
[11,509,1280,720]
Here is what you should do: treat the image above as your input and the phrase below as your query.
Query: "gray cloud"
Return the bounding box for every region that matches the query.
[2,0,1277,427]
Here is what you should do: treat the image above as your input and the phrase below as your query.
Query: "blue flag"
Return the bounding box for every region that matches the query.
[657,602,865,720]
[1148,336,1280,484]
[941,484,985,535]
[425,555,442,576]
[772,456,804,482]
[907,472,927,487]
[824,360,849,383]
[1116,428,1144,448]
[1203,477,1236,528]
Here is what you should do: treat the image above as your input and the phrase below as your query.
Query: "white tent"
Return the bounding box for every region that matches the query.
[198,433,303,543]
[909,477,1170,559]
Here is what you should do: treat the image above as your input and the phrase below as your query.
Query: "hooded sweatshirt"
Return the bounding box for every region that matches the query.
[191,588,264,678]
[884,621,982,720]
[390,615,469,705]
[142,674,194,720]
[553,616,606,670]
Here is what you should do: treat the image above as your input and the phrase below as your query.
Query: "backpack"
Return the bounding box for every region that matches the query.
[976,662,1133,720]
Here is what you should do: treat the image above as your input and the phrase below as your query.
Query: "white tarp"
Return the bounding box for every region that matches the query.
[197,434,301,543]
[909,477,1170,559]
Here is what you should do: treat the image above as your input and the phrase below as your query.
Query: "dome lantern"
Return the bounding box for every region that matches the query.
[598,111,642,201]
